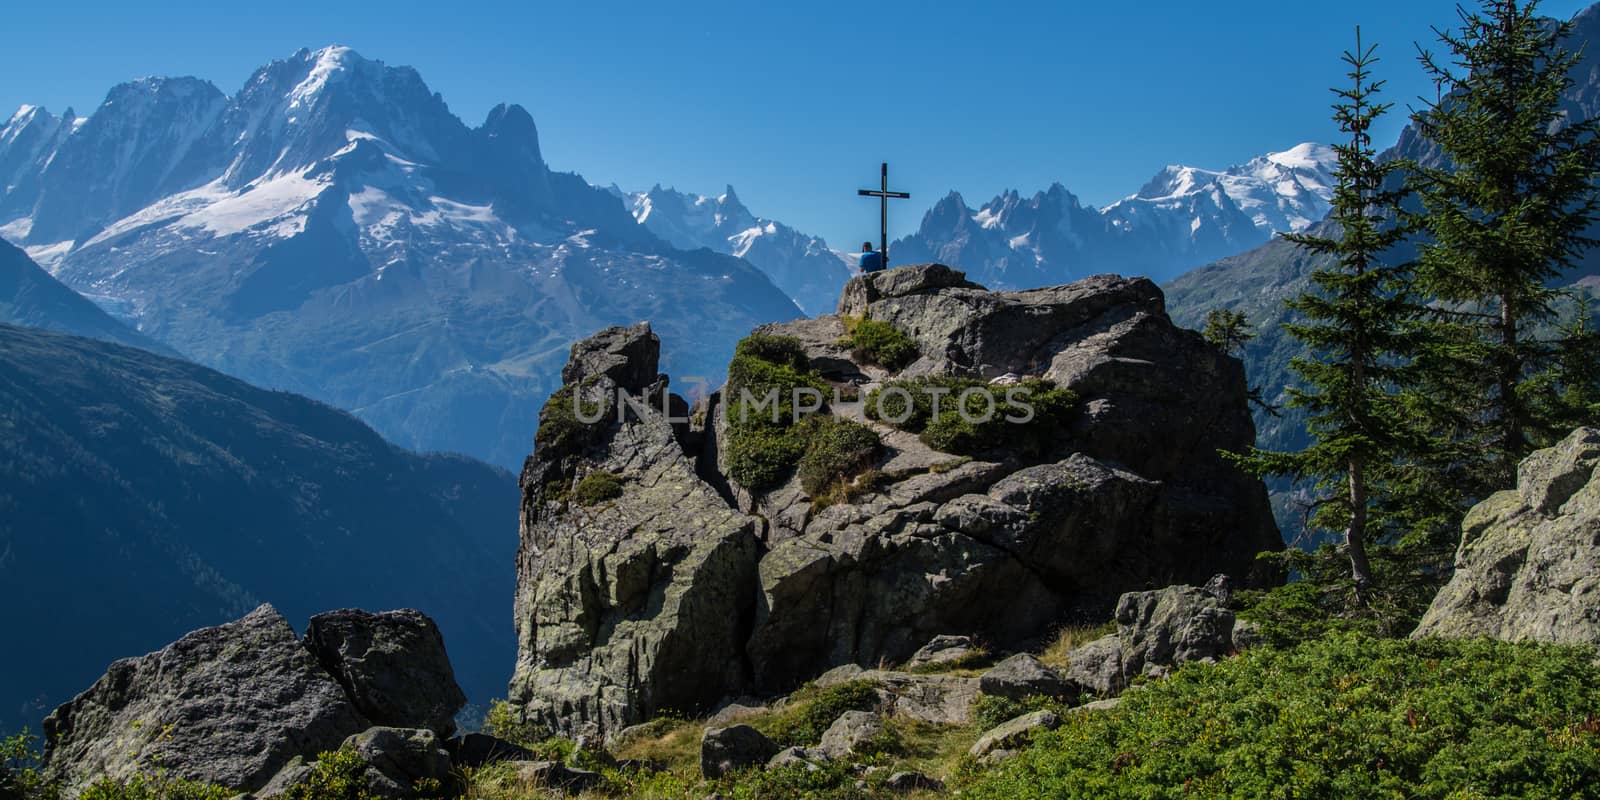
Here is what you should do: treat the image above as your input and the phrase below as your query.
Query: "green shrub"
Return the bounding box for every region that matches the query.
[922,412,980,454]
[722,761,874,800]
[573,470,624,506]
[275,746,372,800]
[841,317,919,370]
[795,417,881,494]
[734,334,811,371]
[864,376,984,432]
[757,680,881,748]
[964,633,1600,800]
[78,776,232,800]
[724,334,832,491]
[1236,543,1449,649]
[482,699,550,750]
[968,694,1067,732]
[2,731,57,800]
[724,419,810,491]
[534,383,609,458]
[866,376,1077,458]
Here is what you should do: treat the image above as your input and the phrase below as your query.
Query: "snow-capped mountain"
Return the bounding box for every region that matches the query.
[618,184,852,315]
[892,143,1338,287]
[0,46,802,468]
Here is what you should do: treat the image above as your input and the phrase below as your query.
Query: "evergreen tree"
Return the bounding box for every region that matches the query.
[1410,0,1600,489]
[1231,30,1418,598]
[1202,308,1255,355]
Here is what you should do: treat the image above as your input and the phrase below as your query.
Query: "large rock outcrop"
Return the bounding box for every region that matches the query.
[510,322,762,737]
[304,609,467,737]
[42,605,469,798]
[1413,427,1600,643]
[41,605,368,796]
[510,266,1280,736]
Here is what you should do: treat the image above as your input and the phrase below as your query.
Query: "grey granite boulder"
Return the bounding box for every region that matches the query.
[1062,581,1239,696]
[512,760,604,793]
[969,710,1061,758]
[905,635,978,669]
[342,727,453,799]
[978,654,1074,701]
[817,710,887,758]
[700,725,778,778]
[41,605,368,796]
[304,609,466,737]
[1414,427,1600,643]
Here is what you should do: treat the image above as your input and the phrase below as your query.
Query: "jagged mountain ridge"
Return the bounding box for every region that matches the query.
[891,143,1336,288]
[616,184,853,316]
[0,46,802,469]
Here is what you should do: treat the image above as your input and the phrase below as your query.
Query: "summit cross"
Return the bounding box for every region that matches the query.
[856,162,910,264]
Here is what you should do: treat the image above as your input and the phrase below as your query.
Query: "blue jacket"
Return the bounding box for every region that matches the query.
[859,250,885,273]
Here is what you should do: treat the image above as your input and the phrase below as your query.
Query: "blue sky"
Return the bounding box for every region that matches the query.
[3,0,1595,250]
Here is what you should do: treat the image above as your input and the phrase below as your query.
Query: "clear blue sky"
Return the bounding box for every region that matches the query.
[3,0,1594,250]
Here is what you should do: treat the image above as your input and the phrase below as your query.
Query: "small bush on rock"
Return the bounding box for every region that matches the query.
[534,382,609,458]
[573,470,624,507]
[482,699,551,750]
[796,417,882,495]
[840,317,919,370]
[757,680,881,748]
[866,376,1077,458]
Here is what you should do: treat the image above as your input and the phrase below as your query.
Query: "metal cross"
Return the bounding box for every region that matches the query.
[857,162,910,263]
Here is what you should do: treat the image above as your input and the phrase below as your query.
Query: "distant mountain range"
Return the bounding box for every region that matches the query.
[0,46,802,470]
[614,184,854,316]
[0,321,516,735]
[892,143,1337,288]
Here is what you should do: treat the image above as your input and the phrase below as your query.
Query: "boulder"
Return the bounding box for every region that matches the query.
[1060,634,1125,696]
[969,710,1061,759]
[1061,581,1239,696]
[342,727,453,799]
[303,609,466,737]
[700,725,778,779]
[766,746,827,770]
[512,266,1281,734]
[885,771,944,793]
[41,605,367,796]
[862,670,980,726]
[512,760,604,793]
[1414,427,1600,643]
[905,635,978,669]
[978,654,1074,701]
[817,710,886,758]
[443,733,535,769]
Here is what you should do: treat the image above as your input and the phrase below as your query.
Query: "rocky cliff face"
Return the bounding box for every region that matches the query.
[1413,427,1600,643]
[510,264,1281,737]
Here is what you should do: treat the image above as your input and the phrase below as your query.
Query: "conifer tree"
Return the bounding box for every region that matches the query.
[1410,0,1600,489]
[1202,308,1255,355]
[1231,30,1417,597]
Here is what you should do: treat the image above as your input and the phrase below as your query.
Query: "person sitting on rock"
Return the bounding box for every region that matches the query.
[859,242,886,274]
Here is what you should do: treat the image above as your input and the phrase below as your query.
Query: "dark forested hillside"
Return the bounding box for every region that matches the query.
[0,324,516,734]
